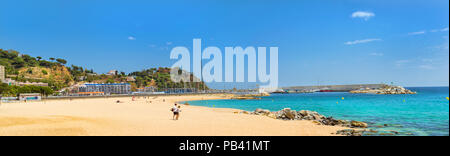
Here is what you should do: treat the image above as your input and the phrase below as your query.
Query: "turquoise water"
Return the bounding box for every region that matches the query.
[188,87,449,136]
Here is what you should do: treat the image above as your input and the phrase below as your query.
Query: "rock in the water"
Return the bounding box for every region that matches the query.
[336,129,364,136]
[379,133,395,136]
[351,121,368,128]
[386,130,399,134]
[250,108,372,136]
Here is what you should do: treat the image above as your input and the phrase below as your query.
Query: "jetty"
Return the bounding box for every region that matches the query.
[279,84,416,95]
[350,85,416,94]
[281,84,386,93]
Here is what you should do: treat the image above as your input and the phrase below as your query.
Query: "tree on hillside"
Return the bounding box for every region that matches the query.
[106,79,115,84]
[39,60,55,68]
[56,58,67,65]
[86,69,94,74]
[11,57,26,68]
[69,65,84,76]
[0,49,19,59]
[0,84,55,97]
[26,68,33,74]
[36,56,42,61]
[49,58,55,61]
[22,54,39,67]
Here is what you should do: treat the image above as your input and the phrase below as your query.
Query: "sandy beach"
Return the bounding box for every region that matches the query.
[0,94,346,136]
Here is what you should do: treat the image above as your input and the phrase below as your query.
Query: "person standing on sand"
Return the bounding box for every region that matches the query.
[174,106,182,120]
[171,104,178,120]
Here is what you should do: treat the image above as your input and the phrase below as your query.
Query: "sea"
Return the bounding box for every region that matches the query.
[188,87,449,136]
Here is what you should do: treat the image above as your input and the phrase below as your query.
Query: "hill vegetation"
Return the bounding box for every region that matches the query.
[0,49,208,96]
[129,67,208,91]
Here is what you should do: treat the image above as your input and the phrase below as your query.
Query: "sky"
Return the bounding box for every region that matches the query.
[0,0,449,87]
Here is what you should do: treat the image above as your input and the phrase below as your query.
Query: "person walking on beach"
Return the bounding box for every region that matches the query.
[171,104,178,120]
[174,106,182,120]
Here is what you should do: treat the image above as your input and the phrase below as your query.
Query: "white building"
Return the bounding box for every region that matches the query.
[106,70,118,76]
[78,83,131,95]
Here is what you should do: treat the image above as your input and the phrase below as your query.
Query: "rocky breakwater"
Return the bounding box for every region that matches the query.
[350,85,416,95]
[230,93,269,100]
[231,96,262,100]
[245,108,370,136]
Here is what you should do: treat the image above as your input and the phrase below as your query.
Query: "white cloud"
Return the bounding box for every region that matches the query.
[418,65,434,70]
[166,42,173,45]
[395,59,438,70]
[369,52,384,56]
[429,27,448,33]
[345,38,382,45]
[128,36,136,40]
[429,40,449,51]
[432,42,449,51]
[408,31,426,35]
[421,59,434,63]
[351,11,375,20]
[395,60,411,67]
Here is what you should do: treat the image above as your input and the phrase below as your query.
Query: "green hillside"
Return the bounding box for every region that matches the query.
[129,67,208,91]
[0,49,208,96]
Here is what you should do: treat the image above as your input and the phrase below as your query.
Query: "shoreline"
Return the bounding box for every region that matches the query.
[0,94,348,136]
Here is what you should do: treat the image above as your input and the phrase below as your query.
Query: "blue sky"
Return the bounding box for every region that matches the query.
[0,0,448,87]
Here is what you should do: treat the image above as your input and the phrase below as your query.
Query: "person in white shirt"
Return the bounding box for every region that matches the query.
[174,106,182,120]
[171,104,178,120]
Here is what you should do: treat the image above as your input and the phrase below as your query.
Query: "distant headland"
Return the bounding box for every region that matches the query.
[278,84,416,94]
